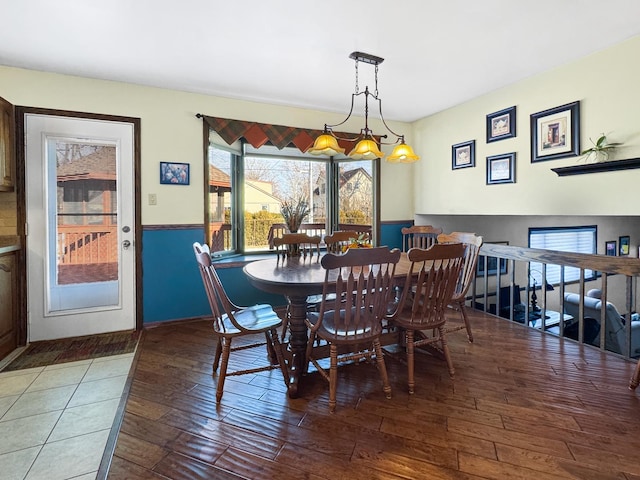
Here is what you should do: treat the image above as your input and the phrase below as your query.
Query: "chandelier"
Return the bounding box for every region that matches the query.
[308,51,419,163]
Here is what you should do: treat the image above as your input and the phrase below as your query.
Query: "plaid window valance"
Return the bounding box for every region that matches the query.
[197,114,376,154]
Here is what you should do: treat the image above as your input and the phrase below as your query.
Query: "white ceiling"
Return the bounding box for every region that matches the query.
[2,0,640,123]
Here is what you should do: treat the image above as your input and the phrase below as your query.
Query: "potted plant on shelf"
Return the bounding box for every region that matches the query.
[280,196,310,234]
[580,133,622,163]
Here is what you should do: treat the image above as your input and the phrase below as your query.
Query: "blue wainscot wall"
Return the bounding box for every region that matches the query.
[142,222,411,324]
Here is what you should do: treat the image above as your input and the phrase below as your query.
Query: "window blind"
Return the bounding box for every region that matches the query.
[529,226,597,285]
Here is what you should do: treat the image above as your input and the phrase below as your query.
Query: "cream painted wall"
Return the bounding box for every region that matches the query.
[0,66,415,224]
[412,35,640,215]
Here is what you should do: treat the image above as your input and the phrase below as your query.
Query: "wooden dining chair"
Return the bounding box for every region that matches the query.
[305,231,362,315]
[324,230,363,253]
[305,246,401,412]
[397,225,443,306]
[437,232,483,342]
[274,233,321,340]
[401,225,443,252]
[390,243,466,394]
[273,233,321,259]
[193,242,289,402]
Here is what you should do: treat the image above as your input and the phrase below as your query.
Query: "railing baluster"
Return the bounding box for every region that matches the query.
[474,242,640,361]
[625,275,633,358]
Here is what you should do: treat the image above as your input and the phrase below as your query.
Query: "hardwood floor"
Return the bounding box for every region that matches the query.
[106,310,640,479]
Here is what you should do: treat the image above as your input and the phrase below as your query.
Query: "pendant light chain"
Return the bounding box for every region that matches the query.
[374,63,379,98]
[354,58,360,95]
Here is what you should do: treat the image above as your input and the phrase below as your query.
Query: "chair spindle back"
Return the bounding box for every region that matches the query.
[193,242,243,334]
[401,243,466,328]
[324,230,361,253]
[318,246,401,341]
[273,233,321,259]
[401,225,443,252]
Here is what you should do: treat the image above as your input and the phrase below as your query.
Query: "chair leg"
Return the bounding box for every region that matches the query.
[268,328,290,386]
[406,330,415,395]
[373,339,391,400]
[212,336,223,373]
[329,344,338,413]
[304,331,318,375]
[264,331,278,364]
[438,326,455,377]
[459,303,474,343]
[216,338,232,402]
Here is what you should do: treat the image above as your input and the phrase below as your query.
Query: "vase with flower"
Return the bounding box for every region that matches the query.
[280,196,310,256]
[280,196,310,234]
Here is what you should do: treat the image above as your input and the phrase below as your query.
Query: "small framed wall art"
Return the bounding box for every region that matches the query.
[606,240,617,256]
[452,140,475,170]
[160,162,190,185]
[486,106,516,143]
[619,235,630,255]
[486,152,516,185]
[530,101,580,162]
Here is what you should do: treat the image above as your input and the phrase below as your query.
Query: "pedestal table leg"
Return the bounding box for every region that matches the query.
[285,294,309,398]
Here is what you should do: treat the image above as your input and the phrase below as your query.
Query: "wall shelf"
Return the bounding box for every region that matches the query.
[551,158,640,176]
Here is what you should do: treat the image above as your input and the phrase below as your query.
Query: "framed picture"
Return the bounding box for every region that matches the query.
[606,241,617,256]
[476,241,509,277]
[160,162,190,185]
[486,152,515,185]
[619,235,630,256]
[452,140,475,170]
[530,101,580,162]
[486,106,516,143]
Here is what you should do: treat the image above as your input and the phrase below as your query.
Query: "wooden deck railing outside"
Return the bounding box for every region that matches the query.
[57,225,117,264]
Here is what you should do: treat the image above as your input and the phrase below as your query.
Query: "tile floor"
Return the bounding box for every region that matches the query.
[0,352,135,480]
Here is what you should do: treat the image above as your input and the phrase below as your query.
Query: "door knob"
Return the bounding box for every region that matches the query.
[122,240,131,249]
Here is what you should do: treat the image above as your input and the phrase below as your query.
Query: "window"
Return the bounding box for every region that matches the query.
[337,160,373,226]
[528,226,597,285]
[207,145,236,254]
[206,134,379,255]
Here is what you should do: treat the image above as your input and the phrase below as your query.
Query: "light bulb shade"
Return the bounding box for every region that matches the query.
[387,143,420,163]
[307,134,345,156]
[348,138,385,160]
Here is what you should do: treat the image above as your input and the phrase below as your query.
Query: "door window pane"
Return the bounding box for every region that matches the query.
[55,143,118,286]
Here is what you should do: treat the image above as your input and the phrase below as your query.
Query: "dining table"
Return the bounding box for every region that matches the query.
[243,251,413,398]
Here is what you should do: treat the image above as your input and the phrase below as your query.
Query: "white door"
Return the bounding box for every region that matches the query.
[25,114,135,341]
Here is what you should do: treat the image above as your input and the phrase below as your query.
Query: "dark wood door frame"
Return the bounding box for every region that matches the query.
[14,107,143,347]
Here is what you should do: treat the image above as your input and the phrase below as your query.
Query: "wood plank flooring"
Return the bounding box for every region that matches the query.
[106,310,640,479]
